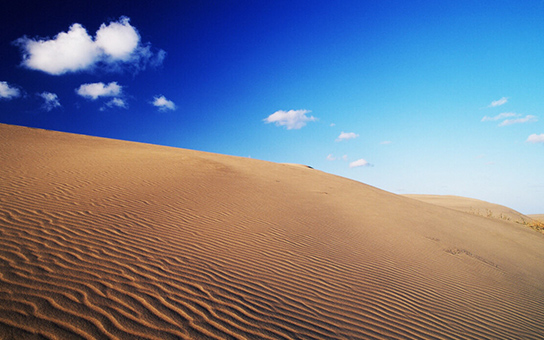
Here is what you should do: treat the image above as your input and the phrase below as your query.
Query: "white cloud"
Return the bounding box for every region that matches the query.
[152,95,176,111]
[15,16,164,75]
[349,159,372,168]
[0,81,20,99]
[264,109,316,129]
[326,154,336,161]
[17,23,99,75]
[499,115,537,126]
[95,17,139,61]
[488,97,508,107]
[76,82,122,100]
[380,141,392,145]
[481,112,518,122]
[105,98,127,109]
[526,133,544,144]
[336,131,359,142]
[39,92,61,111]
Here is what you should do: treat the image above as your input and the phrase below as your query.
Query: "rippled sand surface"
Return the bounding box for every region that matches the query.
[1,123,543,339]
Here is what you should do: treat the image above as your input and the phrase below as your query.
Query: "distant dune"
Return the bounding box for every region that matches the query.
[529,214,544,223]
[1,123,543,339]
[403,194,535,224]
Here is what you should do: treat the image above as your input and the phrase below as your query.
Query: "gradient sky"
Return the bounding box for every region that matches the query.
[1,0,543,214]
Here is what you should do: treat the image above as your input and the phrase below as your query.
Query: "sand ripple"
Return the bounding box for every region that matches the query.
[1,124,543,339]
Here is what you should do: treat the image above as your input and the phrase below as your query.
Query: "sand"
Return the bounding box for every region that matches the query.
[529,214,544,223]
[1,123,543,339]
[403,194,535,224]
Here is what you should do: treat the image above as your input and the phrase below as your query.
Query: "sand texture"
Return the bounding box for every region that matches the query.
[1,123,544,339]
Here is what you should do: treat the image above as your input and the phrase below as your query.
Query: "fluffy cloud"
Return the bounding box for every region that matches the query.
[17,24,98,75]
[336,132,359,142]
[76,82,122,100]
[0,81,20,99]
[488,97,508,107]
[105,98,128,109]
[95,17,139,61]
[15,17,164,75]
[481,112,518,122]
[39,92,61,111]
[152,95,176,111]
[526,133,544,144]
[499,115,537,126]
[264,109,316,129]
[349,159,372,168]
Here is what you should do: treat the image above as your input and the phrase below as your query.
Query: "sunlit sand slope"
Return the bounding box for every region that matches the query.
[1,123,543,339]
[404,194,534,224]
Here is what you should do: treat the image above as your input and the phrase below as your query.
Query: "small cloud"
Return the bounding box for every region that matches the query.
[488,97,508,107]
[349,158,372,168]
[38,92,61,111]
[152,95,176,111]
[481,112,518,122]
[76,82,122,100]
[327,154,349,161]
[15,16,164,75]
[330,123,336,127]
[526,133,544,144]
[0,81,20,99]
[481,112,537,126]
[105,98,127,109]
[336,131,359,142]
[264,109,316,130]
[380,141,392,145]
[499,115,537,126]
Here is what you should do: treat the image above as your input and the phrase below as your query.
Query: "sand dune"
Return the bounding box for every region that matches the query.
[403,194,535,224]
[1,123,543,339]
[529,214,544,223]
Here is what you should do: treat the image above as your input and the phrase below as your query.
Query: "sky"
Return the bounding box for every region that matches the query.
[1,0,543,214]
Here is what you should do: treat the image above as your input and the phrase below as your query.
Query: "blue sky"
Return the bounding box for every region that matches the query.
[1,0,543,213]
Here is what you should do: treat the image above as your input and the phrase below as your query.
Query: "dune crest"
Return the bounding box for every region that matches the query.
[1,123,543,339]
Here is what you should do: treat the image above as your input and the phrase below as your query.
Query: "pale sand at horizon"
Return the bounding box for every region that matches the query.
[1,123,543,339]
